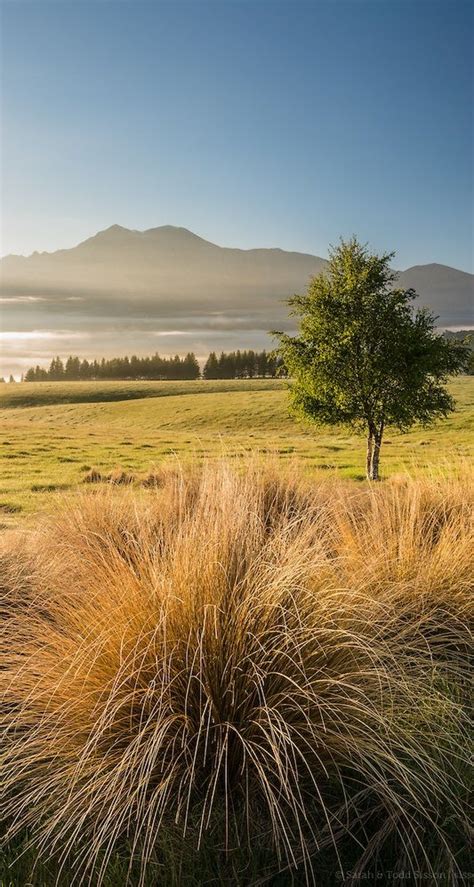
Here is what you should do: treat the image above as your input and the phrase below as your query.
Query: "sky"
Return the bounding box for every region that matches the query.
[1,0,473,270]
[0,0,472,376]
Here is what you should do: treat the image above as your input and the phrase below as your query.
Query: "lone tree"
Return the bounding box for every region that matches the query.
[273,238,469,480]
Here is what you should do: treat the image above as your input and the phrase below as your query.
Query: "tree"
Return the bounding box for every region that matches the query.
[79,359,91,379]
[203,352,220,379]
[48,357,65,381]
[65,356,81,379]
[183,352,201,380]
[257,350,268,377]
[272,238,469,480]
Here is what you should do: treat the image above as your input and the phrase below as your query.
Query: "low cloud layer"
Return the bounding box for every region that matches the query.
[0,324,285,379]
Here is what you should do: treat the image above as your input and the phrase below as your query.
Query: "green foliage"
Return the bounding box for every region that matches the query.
[444,330,474,374]
[273,238,469,478]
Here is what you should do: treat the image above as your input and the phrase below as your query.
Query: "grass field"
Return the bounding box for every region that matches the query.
[1,376,473,517]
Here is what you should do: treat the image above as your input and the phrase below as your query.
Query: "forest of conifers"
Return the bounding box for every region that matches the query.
[22,349,287,381]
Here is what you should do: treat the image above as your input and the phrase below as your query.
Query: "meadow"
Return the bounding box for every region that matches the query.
[1,376,473,518]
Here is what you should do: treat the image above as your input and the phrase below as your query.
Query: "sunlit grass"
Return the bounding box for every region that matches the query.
[1,461,472,884]
[0,377,472,517]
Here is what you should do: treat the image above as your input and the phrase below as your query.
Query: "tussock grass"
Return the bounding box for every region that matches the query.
[83,467,136,485]
[106,468,136,485]
[82,466,104,484]
[1,462,472,885]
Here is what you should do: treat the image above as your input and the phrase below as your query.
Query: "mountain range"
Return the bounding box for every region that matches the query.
[1,225,473,333]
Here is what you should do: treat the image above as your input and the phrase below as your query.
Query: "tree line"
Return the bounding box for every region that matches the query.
[21,349,286,382]
[24,353,200,382]
[203,350,286,379]
[9,332,473,386]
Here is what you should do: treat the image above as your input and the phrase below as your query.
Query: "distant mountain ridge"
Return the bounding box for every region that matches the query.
[1,225,473,328]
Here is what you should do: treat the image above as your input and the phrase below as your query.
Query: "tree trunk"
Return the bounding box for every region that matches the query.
[368,421,384,481]
[366,431,374,480]
[371,434,381,481]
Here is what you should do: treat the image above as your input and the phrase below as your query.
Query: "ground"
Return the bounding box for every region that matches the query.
[1,376,473,518]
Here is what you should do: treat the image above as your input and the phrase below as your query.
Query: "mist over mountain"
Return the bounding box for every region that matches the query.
[1,225,472,377]
[2,224,472,326]
[1,225,325,327]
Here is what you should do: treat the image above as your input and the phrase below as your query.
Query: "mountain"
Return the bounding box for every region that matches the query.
[397,264,473,327]
[0,225,325,321]
[1,225,472,331]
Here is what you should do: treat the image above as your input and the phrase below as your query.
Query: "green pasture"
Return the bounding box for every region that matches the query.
[1,376,473,518]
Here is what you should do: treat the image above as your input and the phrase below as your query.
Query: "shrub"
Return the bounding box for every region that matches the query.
[107,468,135,485]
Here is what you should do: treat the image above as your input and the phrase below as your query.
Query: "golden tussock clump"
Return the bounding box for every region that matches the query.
[0,461,472,884]
[82,466,104,484]
[83,466,136,485]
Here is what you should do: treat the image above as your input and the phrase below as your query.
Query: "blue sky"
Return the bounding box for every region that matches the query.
[1,0,473,271]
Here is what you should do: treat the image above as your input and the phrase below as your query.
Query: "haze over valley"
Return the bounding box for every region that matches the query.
[1,223,472,378]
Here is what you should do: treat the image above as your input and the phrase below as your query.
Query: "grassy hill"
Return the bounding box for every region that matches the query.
[0,378,282,408]
[1,376,473,516]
